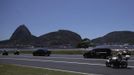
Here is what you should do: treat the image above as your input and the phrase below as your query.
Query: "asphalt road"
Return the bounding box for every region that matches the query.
[0,54,134,75]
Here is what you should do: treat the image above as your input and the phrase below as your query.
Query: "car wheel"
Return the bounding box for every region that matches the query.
[83,54,88,58]
[106,62,111,67]
[121,62,127,68]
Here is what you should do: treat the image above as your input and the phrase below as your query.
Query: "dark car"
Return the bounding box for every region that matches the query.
[14,50,20,55]
[2,50,8,55]
[0,50,2,54]
[83,48,112,59]
[33,49,51,56]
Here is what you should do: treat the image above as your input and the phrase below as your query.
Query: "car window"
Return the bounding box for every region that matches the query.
[93,48,111,52]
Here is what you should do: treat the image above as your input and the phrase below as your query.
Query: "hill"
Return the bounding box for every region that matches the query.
[0,25,82,48]
[10,25,37,44]
[0,25,36,48]
[35,30,82,48]
[92,31,134,45]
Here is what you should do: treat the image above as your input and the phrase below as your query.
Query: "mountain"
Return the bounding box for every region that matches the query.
[92,31,134,45]
[10,25,32,40]
[0,25,36,47]
[35,30,82,48]
[0,25,82,48]
[10,24,37,45]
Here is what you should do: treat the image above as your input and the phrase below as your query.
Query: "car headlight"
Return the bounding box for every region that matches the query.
[112,57,118,60]
[126,55,130,58]
[107,60,110,62]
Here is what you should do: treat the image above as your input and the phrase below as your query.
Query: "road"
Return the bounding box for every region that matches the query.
[0,54,134,75]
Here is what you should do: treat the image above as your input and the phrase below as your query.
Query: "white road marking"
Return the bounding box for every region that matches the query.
[0,57,105,66]
[49,57,106,61]
[4,55,134,61]
[22,55,134,62]
[12,64,102,75]
[0,57,134,68]
[7,55,106,61]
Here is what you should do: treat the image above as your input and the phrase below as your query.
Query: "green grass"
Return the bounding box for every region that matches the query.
[51,50,86,54]
[20,50,33,54]
[0,64,86,75]
[8,50,87,55]
[7,49,134,55]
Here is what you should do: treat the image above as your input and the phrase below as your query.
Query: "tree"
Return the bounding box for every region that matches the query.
[77,38,91,48]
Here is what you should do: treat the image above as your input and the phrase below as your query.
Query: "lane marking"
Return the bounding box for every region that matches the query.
[3,55,106,61]
[49,57,106,61]
[0,58,105,66]
[12,64,102,75]
[2,55,134,62]
[1,57,134,68]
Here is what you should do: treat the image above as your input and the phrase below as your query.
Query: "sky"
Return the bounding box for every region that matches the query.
[0,0,134,40]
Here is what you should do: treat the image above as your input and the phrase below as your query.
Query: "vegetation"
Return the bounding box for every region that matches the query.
[3,49,134,55]
[77,38,95,48]
[21,50,87,55]
[6,50,87,55]
[38,30,82,48]
[92,31,134,45]
[51,50,86,54]
[0,64,85,75]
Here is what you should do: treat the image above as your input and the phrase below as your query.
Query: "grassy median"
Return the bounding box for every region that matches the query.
[0,64,86,75]
[51,50,86,54]
[13,50,87,55]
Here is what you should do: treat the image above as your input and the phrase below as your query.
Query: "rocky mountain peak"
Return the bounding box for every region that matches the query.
[10,24,32,41]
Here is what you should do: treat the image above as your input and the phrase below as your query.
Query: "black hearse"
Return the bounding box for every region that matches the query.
[83,48,112,59]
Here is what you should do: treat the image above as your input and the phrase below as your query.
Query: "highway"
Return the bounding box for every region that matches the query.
[0,54,134,75]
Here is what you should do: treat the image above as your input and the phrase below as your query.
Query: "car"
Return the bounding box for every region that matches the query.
[33,49,51,56]
[0,50,2,54]
[14,50,20,55]
[83,48,112,59]
[2,50,8,55]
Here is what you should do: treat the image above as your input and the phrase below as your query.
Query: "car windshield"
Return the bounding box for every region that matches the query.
[38,49,48,52]
[93,48,111,52]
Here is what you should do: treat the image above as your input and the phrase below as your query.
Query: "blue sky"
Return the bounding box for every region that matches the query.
[0,0,134,40]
